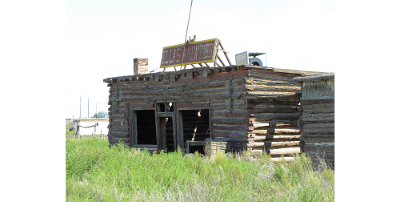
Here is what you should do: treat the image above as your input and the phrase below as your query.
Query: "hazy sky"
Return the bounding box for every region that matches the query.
[65,0,335,118]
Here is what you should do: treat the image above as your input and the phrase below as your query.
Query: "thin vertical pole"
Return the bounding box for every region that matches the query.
[80,97,81,119]
[88,98,89,118]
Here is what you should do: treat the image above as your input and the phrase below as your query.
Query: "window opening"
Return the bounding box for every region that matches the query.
[136,110,157,145]
[157,102,174,113]
[181,109,210,154]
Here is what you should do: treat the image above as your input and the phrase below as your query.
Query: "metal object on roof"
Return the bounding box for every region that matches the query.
[248,52,266,57]
[235,51,266,66]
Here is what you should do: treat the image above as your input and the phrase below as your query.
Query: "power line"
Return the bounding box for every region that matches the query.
[180,0,194,70]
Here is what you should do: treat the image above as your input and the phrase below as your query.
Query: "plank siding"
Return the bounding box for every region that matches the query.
[295,74,335,169]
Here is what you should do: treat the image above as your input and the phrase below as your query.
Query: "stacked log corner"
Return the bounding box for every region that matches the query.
[295,75,335,170]
[245,68,303,162]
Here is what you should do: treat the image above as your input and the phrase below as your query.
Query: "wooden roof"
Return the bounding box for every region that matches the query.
[103,65,331,84]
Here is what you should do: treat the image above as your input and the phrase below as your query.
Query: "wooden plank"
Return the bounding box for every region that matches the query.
[218,40,232,66]
[301,103,334,113]
[300,135,334,143]
[302,127,334,134]
[301,99,334,105]
[301,113,334,122]
[302,123,334,129]
[216,54,226,67]
[303,144,334,153]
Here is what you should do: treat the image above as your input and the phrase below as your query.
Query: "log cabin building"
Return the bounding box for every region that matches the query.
[103,58,332,162]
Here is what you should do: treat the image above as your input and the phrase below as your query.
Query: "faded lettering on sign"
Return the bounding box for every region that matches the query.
[160,38,218,68]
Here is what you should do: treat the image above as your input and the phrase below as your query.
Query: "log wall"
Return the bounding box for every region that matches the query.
[245,68,303,161]
[103,65,328,158]
[104,66,249,150]
[295,75,335,169]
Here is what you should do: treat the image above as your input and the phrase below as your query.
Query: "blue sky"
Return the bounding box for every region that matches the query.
[65,0,335,119]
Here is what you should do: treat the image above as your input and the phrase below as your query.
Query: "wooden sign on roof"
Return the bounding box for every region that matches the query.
[160,38,219,68]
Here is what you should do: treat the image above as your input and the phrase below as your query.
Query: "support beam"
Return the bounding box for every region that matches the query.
[217,54,226,67]
[218,40,232,66]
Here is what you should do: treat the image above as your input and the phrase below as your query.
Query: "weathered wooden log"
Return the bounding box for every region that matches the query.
[300,135,334,143]
[247,141,300,148]
[253,113,299,120]
[303,144,334,153]
[301,103,334,113]
[252,128,300,135]
[112,126,129,132]
[266,147,300,155]
[251,120,298,128]
[302,127,334,134]
[211,117,245,125]
[213,130,247,139]
[253,107,299,113]
[245,84,301,92]
[250,147,300,156]
[109,138,129,144]
[301,113,334,122]
[108,131,128,137]
[251,135,301,141]
[302,123,334,129]
[300,99,334,105]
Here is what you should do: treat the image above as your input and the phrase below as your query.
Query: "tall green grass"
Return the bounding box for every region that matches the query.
[66,138,334,201]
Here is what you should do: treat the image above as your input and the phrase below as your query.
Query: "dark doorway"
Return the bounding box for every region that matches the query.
[136,110,157,145]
